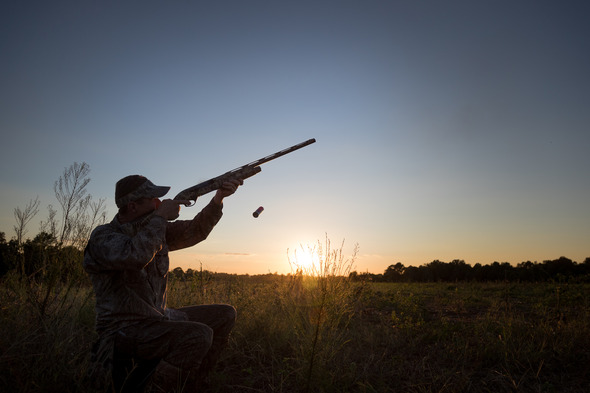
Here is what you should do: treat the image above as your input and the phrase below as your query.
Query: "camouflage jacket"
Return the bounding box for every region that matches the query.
[84,199,223,339]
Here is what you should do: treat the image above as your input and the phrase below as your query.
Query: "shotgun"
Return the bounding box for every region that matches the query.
[174,138,316,203]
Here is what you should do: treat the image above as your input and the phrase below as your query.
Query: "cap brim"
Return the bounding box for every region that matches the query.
[151,185,170,198]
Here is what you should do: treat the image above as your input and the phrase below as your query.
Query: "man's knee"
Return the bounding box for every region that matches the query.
[212,304,237,339]
[221,304,237,326]
[176,304,236,340]
[165,323,214,370]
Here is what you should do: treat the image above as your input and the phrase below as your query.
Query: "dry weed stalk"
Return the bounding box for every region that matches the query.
[287,235,358,392]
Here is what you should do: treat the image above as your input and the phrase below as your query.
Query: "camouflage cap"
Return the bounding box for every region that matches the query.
[115,175,170,208]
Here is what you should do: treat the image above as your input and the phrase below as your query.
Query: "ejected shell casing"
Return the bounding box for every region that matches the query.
[252,206,264,218]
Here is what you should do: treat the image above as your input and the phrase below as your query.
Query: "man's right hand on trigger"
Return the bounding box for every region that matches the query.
[155,199,190,221]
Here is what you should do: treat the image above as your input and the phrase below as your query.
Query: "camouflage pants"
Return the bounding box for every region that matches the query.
[113,304,236,392]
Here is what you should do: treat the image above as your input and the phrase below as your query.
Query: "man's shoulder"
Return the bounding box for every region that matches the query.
[88,217,119,240]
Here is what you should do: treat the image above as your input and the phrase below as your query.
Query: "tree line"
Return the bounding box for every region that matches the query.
[350,257,590,283]
[3,230,589,283]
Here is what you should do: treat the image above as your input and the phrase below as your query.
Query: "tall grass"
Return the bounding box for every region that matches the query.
[0,271,98,392]
[1,245,589,392]
[286,237,358,392]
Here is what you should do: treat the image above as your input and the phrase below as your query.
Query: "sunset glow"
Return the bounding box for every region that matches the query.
[288,244,321,274]
[1,1,588,275]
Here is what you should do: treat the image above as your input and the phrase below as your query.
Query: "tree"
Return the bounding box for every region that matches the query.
[403,266,423,282]
[13,197,41,276]
[40,204,58,241]
[171,267,185,281]
[542,257,576,280]
[54,162,91,245]
[449,259,470,281]
[0,232,19,276]
[383,262,405,282]
[22,232,58,278]
[13,197,40,245]
[52,162,106,247]
[425,260,450,281]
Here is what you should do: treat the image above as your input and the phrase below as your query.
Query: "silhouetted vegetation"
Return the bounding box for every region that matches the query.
[348,257,590,283]
[2,261,589,392]
[1,162,589,392]
[2,230,589,284]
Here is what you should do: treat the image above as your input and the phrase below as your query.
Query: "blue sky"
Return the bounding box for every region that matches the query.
[1,0,589,274]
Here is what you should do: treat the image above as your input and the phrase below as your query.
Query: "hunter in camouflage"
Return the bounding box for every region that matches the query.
[84,175,242,392]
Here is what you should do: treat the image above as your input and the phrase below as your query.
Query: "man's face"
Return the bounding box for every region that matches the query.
[129,197,160,218]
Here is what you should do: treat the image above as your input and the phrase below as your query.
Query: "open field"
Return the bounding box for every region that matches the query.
[1,272,589,393]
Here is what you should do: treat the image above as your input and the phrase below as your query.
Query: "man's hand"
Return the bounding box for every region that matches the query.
[213,179,243,205]
[154,199,190,221]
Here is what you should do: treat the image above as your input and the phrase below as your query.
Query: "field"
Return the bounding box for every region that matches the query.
[1,272,589,393]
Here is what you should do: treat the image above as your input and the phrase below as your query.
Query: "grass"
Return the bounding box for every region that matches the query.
[1,268,589,392]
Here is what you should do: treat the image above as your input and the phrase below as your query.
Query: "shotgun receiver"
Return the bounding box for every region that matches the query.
[174,138,316,202]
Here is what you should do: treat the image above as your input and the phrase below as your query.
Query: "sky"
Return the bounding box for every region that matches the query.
[1,0,589,275]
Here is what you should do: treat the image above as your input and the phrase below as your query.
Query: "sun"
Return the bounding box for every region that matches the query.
[289,243,320,274]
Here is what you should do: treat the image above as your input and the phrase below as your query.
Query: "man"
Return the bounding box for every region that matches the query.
[84,175,242,392]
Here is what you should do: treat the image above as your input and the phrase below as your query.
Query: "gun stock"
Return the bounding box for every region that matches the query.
[174,138,316,202]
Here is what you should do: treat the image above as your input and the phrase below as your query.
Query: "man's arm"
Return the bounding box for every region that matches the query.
[166,179,242,251]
